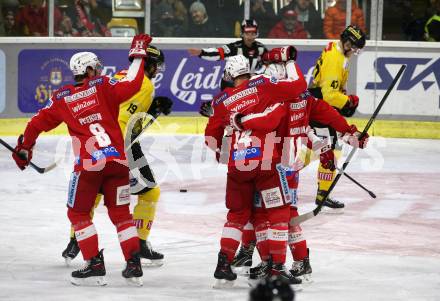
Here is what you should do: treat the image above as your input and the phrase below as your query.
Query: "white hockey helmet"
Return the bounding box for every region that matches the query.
[69,52,102,76]
[264,63,287,80]
[224,54,250,81]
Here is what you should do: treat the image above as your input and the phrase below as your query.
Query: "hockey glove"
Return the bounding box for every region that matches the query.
[319,146,336,171]
[148,96,173,117]
[262,46,297,63]
[229,112,244,131]
[340,95,359,117]
[12,134,34,170]
[342,125,369,149]
[129,34,152,61]
[199,101,213,118]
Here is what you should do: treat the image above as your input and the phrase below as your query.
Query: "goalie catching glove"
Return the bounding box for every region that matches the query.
[147,96,173,117]
[12,134,34,170]
[262,46,297,63]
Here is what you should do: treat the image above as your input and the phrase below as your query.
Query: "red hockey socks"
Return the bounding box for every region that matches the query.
[116,220,140,261]
[242,222,256,247]
[73,221,99,260]
[220,222,243,262]
[289,208,308,261]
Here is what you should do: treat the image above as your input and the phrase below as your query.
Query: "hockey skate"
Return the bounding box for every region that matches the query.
[139,239,164,267]
[213,252,237,289]
[62,237,80,266]
[271,263,302,289]
[70,249,107,286]
[122,253,143,286]
[315,190,344,214]
[247,261,270,287]
[290,249,312,282]
[231,241,255,276]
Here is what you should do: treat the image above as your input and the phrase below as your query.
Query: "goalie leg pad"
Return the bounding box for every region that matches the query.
[133,186,160,240]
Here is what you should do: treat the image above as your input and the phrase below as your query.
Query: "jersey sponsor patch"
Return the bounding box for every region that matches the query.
[261,187,284,208]
[88,77,103,87]
[290,126,308,135]
[229,97,258,112]
[68,96,99,117]
[67,171,81,208]
[275,164,292,203]
[65,86,97,103]
[247,77,265,87]
[109,77,118,85]
[290,99,307,110]
[91,145,121,162]
[232,146,261,161]
[214,92,228,105]
[55,89,71,100]
[116,184,130,206]
[223,87,258,107]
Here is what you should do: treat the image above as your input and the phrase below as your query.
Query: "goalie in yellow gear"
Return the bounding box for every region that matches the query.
[62,46,173,266]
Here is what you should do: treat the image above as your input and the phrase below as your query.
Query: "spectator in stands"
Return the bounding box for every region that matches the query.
[240,0,277,38]
[425,0,440,41]
[16,0,62,36]
[268,9,308,39]
[203,0,240,37]
[57,14,80,37]
[3,10,20,36]
[151,0,187,37]
[323,0,366,39]
[61,0,111,37]
[186,1,221,37]
[280,0,323,38]
[0,4,5,36]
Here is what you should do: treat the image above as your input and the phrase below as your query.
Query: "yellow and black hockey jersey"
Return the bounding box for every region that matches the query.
[310,41,350,110]
[114,70,155,137]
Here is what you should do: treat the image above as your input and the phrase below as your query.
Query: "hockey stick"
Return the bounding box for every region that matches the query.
[290,64,406,225]
[0,138,58,174]
[337,167,376,198]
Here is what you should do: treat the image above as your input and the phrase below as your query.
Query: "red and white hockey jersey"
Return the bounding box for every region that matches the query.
[22,59,145,171]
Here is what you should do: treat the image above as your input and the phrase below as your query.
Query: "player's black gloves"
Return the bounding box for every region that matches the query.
[199,101,213,117]
[148,96,173,117]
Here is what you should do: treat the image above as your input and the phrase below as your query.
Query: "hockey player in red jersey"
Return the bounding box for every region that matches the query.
[12,34,153,286]
[230,47,369,282]
[205,53,307,288]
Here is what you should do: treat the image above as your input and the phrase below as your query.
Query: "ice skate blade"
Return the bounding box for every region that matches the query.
[141,258,164,267]
[70,276,107,286]
[213,279,235,289]
[301,273,313,283]
[321,207,344,214]
[232,266,250,276]
[125,277,143,287]
[64,257,73,267]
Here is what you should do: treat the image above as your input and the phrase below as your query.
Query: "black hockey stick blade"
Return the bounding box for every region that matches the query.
[290,64,406,226]
[0,138,57,174]
[337,167,376,198]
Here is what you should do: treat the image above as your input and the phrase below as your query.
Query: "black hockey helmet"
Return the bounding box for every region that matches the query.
[144,45,165,71]
[241,19,258,35]
[249,276,295,301]
[340,25,366,49]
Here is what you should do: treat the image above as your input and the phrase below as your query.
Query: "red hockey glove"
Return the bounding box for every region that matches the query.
[262,46,297,63]
[343,125,369,149]
[229,112,244,131]
[319,146,336,171]
[340,95,359,117]
[129,34,152,60]
[12,134,34,170]
[199,101,213,117]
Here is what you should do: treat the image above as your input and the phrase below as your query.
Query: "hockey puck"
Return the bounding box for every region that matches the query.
[179,189,188,193]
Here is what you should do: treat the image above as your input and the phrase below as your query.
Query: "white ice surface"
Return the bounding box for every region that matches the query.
[0,135,439,301]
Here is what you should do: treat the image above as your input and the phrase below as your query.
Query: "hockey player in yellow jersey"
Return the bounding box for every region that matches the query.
[308,25,366,211]
[62,45,173,266]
